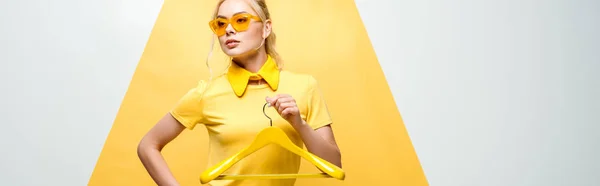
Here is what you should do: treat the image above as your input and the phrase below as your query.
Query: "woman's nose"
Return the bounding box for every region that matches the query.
[225,24,236,35]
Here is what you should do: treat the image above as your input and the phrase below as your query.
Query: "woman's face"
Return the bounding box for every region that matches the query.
[215,0,269,58]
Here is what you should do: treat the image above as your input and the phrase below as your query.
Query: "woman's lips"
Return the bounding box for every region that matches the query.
[226,39,240,48]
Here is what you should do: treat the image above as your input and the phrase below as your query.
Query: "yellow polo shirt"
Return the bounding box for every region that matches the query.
[170,55,333,186]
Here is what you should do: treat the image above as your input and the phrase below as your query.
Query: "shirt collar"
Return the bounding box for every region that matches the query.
[227,55,280,97]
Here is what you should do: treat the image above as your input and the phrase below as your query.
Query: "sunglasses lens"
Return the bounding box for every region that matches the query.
[209,14,259,36]
[209,18,227,36]
[231,15,252,31]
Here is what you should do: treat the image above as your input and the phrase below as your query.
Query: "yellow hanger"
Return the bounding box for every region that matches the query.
[199,102,345,184]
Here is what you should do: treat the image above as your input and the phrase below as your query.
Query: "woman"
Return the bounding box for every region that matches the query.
[137,0,342,185]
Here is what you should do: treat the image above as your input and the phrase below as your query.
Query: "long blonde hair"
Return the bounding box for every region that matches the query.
[205,0,283,84]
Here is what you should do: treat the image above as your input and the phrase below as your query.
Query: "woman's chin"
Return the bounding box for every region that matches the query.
[223,48,251,58]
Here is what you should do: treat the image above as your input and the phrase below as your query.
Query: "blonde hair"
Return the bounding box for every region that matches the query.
[205,0,283,84]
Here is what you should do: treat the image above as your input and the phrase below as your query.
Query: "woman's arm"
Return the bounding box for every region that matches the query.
[137,113,186,186]
[266,95,342,168]
[290,122,342,168]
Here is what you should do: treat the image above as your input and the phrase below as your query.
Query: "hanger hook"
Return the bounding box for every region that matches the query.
[263,102,273,127]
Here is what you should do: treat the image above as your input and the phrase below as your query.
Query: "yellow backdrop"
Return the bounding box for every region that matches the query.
[88,0,428,185]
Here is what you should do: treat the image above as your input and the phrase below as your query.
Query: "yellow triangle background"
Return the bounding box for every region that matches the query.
[88,0,428,185]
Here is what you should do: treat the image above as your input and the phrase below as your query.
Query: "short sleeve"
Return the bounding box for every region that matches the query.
[306,76,333,129]
[170,80,207,130]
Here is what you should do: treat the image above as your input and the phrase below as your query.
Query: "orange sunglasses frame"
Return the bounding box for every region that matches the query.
[209,13,262,36]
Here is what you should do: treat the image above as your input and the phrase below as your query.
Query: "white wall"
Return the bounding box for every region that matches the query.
[0,0,164,185]
[355,0,600,185]
[1,0,598,185]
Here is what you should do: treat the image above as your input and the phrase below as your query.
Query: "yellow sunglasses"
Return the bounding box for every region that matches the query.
[209,13,262,36]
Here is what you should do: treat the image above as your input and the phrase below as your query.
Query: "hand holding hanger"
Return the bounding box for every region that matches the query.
[198,101,345,184]
[266,94,343,168]
[265,94,303,126]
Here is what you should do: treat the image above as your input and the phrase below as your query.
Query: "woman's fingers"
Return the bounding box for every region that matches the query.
[276,97,295,108]
[278,102,297,114]
[282,107,298,117]
[267,94,300,121]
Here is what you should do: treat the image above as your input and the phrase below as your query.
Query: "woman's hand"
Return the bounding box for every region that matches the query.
[266,94,343,168]
[266,94,303,126]
[266,94,342,168]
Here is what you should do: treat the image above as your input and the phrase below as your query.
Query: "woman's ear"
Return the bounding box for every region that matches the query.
[263,19,272,39]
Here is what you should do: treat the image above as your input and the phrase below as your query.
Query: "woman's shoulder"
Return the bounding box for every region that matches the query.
[183,73,230,95]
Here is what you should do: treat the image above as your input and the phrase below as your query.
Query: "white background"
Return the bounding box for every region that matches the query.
[1,0,599,185]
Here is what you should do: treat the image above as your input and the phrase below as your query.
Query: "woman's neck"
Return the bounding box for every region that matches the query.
[232,52,268,73]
